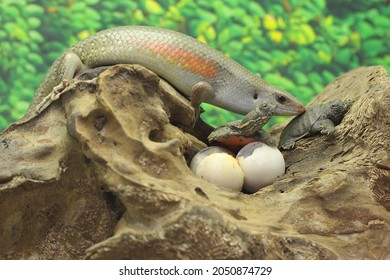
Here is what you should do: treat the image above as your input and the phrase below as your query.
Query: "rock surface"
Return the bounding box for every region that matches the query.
[0,65,389,259]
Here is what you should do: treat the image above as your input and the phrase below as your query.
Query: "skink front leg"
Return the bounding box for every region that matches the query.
[36,52,88,113]
[191,81,215,123]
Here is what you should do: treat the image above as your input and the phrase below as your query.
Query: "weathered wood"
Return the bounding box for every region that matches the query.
[0,65,389,259]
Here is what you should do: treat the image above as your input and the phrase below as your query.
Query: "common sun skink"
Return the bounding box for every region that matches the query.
[29,26,305,117]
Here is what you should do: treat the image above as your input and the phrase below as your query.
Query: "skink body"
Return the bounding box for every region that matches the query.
[30,26,305,116]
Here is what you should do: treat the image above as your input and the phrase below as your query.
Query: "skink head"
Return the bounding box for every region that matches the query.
[256,83,305,116]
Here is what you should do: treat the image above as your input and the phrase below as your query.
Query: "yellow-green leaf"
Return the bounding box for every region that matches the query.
[264,14,278,30]
[145,0,163,15]
[269,30,283,44]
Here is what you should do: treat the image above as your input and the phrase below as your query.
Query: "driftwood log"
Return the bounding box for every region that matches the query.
[0,64,389,259]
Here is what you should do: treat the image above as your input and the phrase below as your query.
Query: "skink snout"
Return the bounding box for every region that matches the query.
[297,104,306,115]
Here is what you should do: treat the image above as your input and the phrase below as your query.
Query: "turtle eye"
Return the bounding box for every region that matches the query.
[331,104,339,109]
[277,95,287,104]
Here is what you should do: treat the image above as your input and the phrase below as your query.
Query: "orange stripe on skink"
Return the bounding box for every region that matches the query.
[146,41,219,79]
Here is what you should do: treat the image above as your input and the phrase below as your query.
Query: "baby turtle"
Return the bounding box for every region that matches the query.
[208,103,277,152]
[279,99,352,150]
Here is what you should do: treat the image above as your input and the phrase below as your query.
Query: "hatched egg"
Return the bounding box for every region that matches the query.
[195,153,244,192]
[190,146,234,173]
[236,142,285,193]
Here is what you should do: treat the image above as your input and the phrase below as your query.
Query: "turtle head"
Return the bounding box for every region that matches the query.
[328,99,353,123]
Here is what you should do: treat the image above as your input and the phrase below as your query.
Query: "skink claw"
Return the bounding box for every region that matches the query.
[35,80,69,113]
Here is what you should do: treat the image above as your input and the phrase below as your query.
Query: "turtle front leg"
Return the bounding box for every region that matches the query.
[279,138,297,150]
[312,119,335,135]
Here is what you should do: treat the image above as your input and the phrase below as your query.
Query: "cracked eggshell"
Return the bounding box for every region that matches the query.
[236,142,285,193]
[190,146,234,173]
[195,153,244,192]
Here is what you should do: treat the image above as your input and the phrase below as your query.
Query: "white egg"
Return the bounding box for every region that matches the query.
[189,146,234,173]
[195,153,244,192]
[236,142,285,193]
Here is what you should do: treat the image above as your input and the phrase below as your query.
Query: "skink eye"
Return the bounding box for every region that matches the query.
[277,95,286,104]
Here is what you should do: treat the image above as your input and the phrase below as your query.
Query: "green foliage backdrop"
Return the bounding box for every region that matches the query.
[1,0,389,131]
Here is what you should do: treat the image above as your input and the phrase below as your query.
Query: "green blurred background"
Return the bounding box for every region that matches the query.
[1,0,389,131]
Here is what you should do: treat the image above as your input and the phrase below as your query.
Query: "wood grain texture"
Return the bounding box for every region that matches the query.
[0,65,389,259]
